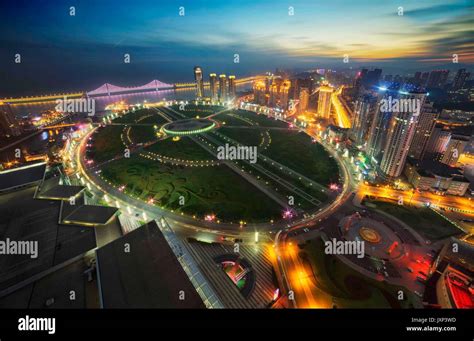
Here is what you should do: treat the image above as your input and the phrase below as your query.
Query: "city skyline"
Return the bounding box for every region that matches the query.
[0,0,472,334]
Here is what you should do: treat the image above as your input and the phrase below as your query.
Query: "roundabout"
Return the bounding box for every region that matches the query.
[80,103,348,228]
[161,118,217,136]
[339,213,405,260]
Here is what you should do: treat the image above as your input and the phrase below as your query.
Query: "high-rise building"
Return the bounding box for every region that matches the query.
[420,72,430,87]
[452,69,470,91]
[298,87,309,113]
[317,84,333,119]
[408,102,439,160]
[0,104,21,138]
[268,79,291,109]
[194,66,204,98]
[367,105,392,163]
[425,124,451,156]
[426,70,449,88]
[265,75,271,93]
[209,73,218,102]
[253,80,267,106]
[351,94,377,147]
[393,75,403,84]
[353,68,382,95]
[228,75,236,100]
[218,74,227,102]
[293,78,313,100]
[279,80,291,109]
[379,91,427,178]
[354,69,368,90]
[441,134,469,166]
[413,72,422,85]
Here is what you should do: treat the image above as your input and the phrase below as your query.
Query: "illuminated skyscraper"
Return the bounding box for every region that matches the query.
[268,79,290,109]
[265,75,271,93]
[317,85,333,119]
[367,105,391,163]
[194,66,204,98]
[279,80,291,109]
[209,73,218,102]
[228,75,236,100]
[253,81,267,106]
[351,94,377,147]
[408,102,438,160]
[299,87,309,113]
[379,91,427,178]
[219,74,227,102]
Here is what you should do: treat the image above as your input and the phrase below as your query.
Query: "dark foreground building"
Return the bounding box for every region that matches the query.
[96,221,205,308]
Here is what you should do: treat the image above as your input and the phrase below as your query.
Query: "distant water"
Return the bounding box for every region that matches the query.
[10,84,250,116]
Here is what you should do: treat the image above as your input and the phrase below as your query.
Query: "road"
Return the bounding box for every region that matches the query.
[358,184,474,215]
[331,86,352,129]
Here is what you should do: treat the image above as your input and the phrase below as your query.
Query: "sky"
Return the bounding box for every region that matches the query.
[0,0,473,95]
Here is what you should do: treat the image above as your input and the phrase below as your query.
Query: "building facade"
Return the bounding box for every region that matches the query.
[408,102,439,160]
[209,73,218,102]
[379,91,427,178]
[317,85,333,119]
[194,66,204,98]
[219,74,227,102]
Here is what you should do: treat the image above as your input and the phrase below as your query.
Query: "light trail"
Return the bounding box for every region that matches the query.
[360,184,474,215]
[331,86,351,129]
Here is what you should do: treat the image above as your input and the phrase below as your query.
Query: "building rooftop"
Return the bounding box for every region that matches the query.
[0,187,96,293]
[408,158,470,182]
[0,162,46,192]
[36,177,85,200]
[442,238,474,275]
[96,221,205,308]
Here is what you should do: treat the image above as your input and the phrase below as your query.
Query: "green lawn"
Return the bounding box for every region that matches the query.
[145,136,214,161]
[113,109,161,124]
[365,200,462,241]
[215,127,263,146]
[232,109,289,128]
[100,155,282,223]
[170,104,225,118]
[89,125,125,163]
[215,113,254,127]
[136,114,169,125]
[129,126,157,144]
[302,237,418,308]
[263,130,339,186]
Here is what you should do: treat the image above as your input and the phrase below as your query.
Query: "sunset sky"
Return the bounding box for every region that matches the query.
[0,0,472,94]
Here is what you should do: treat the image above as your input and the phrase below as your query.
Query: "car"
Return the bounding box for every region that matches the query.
[303,228,310,233]
[406,267,413,273]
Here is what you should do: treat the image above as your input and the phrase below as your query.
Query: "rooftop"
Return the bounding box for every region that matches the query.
[96,221,205,308]
[0,162,46,192]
